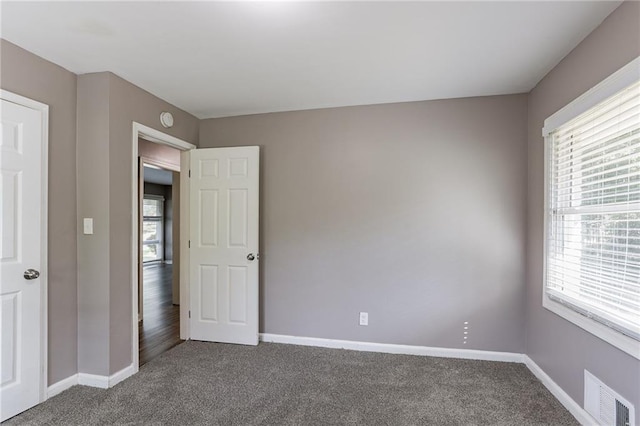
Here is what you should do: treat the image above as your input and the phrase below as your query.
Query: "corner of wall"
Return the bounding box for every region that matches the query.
[76,72,112,376]
[524,0,640,414]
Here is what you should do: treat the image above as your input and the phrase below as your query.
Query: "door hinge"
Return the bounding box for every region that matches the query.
[189,170,191,178]
[188,240,191,248]
[189,310,191,318]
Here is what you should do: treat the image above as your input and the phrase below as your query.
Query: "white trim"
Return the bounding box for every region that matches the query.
[140,155,180,173]
[523,356,596,426]
[77,373,108,389]
[108,364,136,387]
[541,57,640,360]
[179,151,191,340]
[1,90,49,404]
[131,122,195,379]
[542,56,640,136]
[135,122,196,151]
[46,374,78,398]
[259,333,524,363]
[76,364,135,390]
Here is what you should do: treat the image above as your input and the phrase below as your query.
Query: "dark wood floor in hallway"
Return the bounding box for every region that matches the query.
[139,264,182,366]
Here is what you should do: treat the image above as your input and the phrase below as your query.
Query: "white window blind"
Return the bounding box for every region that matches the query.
[547,80,640,341]
[142,196,164,262]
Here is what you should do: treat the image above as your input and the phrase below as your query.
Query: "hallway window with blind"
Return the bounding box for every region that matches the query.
[143,196,164,262]
[543,59,640,358]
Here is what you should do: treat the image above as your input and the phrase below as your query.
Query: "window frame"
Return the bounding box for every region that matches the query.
[542,56,640,360]
[142,194,164,263]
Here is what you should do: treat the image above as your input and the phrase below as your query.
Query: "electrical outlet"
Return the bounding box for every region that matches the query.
[359,312,368,326]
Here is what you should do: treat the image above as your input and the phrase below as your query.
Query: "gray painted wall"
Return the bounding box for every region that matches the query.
[0,39,79,384]
[75,72,199,376]
[526,1,640,412]
[76,73,112,375]
[200,95,528,352]
[139,138,181,170]
[107,73,199,373]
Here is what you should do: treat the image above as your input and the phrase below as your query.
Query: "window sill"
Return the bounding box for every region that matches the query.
[543,295,640,360]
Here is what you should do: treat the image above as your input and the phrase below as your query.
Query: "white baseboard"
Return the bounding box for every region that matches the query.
[523,356,596,426]
[259,333,524,363]
[47,374,78,398]
[109,364,136,387]
[78,373,109,389]
[76,364,135,389]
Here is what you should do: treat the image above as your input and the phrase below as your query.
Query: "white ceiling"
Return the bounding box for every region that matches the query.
[1,1,621,119]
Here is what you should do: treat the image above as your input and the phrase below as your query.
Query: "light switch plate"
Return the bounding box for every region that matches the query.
[83,218,93,235]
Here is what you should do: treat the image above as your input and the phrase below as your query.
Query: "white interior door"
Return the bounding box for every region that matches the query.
[0,97,46,421]
[190,147,259,345]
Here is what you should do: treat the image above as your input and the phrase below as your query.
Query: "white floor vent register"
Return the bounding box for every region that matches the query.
[585,370,634,426]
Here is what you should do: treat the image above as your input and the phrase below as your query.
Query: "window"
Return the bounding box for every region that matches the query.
[543,58,640,359]
[142,196,164,262]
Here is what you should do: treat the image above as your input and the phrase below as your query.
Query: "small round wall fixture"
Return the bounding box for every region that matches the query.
[160,111,174,128]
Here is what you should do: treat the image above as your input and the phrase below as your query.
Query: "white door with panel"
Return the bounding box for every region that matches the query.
[190,147,259,345]
[0,97,46,421]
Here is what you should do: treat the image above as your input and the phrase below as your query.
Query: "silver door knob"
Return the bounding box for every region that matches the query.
[24,269,40,280]
[247,253,255,261]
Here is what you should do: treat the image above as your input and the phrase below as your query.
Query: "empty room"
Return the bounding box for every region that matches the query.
[0,1,638,425]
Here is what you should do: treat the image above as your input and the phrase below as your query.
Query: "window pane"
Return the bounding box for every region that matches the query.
[143,221,161,242]
[143,198,162,216]
[143,243,161,262]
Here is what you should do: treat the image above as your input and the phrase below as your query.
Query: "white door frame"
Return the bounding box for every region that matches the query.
[130,122,195,373]
[0,90,49,402]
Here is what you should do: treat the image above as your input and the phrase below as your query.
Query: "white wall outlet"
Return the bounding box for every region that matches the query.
[359,312,368,326]
[83,218,94,235]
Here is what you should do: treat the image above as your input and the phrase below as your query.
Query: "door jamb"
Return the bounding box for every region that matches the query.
[131,122,194,374]
[1,90,49,402]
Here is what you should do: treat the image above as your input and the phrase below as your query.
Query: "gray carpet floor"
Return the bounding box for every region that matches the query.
[7,341,577,425]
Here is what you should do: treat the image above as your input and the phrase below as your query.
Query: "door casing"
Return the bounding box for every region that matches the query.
[130,122,195,374]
